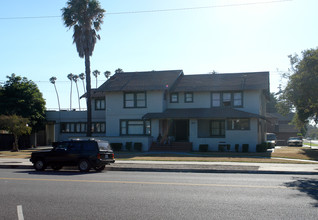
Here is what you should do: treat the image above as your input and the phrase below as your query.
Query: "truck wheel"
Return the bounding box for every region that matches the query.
[78,159,91,172]
[34,160,46,171]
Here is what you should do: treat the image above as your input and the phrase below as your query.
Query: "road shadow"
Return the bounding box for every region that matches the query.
[15,168,108,176]
[284,177,318,207]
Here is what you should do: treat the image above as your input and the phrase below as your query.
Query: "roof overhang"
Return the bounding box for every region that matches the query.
[143,108,265,120]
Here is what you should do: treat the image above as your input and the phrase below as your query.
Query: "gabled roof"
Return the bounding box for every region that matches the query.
[171,72,269,92]
[96,70,183,92]
[143,107,265,120]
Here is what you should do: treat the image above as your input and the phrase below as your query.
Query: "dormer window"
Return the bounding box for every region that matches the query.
[185,92,193,103]
[95,99,105,110]
[170,93,179,103]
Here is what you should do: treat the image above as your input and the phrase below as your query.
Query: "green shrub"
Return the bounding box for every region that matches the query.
[134,142,142,151]
[226,144,231,151]
[199,144,208,152]
[111,143,122,151]
[126,142,132,151]
[218,145,225,152]
[235,144,239,152]
[256,143,269,152]
[242,144,249,152]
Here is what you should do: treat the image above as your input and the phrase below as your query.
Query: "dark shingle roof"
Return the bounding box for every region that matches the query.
[171,72,269,92]
[143,108,264,119]
[96,70,183,92]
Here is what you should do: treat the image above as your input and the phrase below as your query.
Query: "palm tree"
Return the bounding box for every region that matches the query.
[62,0,105,137]
[104,71,111,80]
[115,68,123,74]
[72,75,81,110]
[67,73,74,110]
[92,69,100,88]
[49,77,61,111]
[79,72,86,93]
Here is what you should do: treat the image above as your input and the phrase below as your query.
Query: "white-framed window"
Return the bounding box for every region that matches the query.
[60,122,105,133]
[184,92,193,103]
[170,93,179,103]
[222,93,231,106]
[120,120,151,136]
[124,92,146,108]
[227,119,250,130]
[210,120,225,137]
[212,93,221,107]
[211,92,243,107]
[233,92,242,107]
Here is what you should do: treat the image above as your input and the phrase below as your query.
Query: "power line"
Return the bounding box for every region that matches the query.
[0,0,292,20]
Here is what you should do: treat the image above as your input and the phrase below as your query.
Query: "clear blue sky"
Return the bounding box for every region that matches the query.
[1,0,317,110]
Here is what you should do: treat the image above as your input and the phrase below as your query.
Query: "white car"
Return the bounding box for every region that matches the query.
[287,137,303,147]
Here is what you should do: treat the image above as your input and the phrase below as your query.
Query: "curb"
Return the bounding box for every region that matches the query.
[1,162,317,175]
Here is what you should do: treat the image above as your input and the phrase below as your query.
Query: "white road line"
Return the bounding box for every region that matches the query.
[17,205,24,220]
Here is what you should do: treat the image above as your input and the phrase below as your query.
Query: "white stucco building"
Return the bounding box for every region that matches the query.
[46,70,270,152]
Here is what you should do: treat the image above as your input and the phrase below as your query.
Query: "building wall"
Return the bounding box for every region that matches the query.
[105,91,164,136]
[167,92,211,109]
[190,118,259,152]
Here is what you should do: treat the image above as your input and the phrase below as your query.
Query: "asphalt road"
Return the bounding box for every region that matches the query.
[1,168,318,220]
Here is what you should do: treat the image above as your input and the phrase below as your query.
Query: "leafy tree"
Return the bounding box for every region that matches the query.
[277,48,318,127]
[0,115,32,151]
[62,0,105,137]
[0,74,46,132]
[92,69,100,88]
[49,77,61,110]
[266,92,278,113]
[67,73,74,110]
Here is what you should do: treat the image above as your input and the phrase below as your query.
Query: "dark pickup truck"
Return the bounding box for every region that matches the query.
[30,139,115,172]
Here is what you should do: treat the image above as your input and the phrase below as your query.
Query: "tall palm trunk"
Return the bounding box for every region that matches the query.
[54,84,61,111]
[85,50,92,137]
[75,81,81,110]
[70,79,73,110]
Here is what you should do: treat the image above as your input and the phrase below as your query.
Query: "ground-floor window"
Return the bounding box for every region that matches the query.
[227,119,250,130]
[198,120,225,138]
[120,120,151,135]
[210,120,225,137]
[61,122,105,133]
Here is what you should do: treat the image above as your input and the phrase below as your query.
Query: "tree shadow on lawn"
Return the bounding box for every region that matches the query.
[284,177,318,207]
[300,148,318,161]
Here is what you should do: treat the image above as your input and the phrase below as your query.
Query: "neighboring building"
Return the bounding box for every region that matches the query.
[266,112,300,145]
[46,70,270,152]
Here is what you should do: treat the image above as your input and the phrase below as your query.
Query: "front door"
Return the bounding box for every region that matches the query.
[174,120,189,141]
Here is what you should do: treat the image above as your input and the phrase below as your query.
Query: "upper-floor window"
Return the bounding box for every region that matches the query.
[95,99,105,110]
[124,92,146,108]
[184,92,193,103]
[212,92,243,107]
[170,93,179,103]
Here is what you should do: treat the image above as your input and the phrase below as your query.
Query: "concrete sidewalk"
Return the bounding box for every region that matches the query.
[0,158,317,174]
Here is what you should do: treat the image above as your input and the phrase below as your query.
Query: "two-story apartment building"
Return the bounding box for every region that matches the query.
[46,70,269,152]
